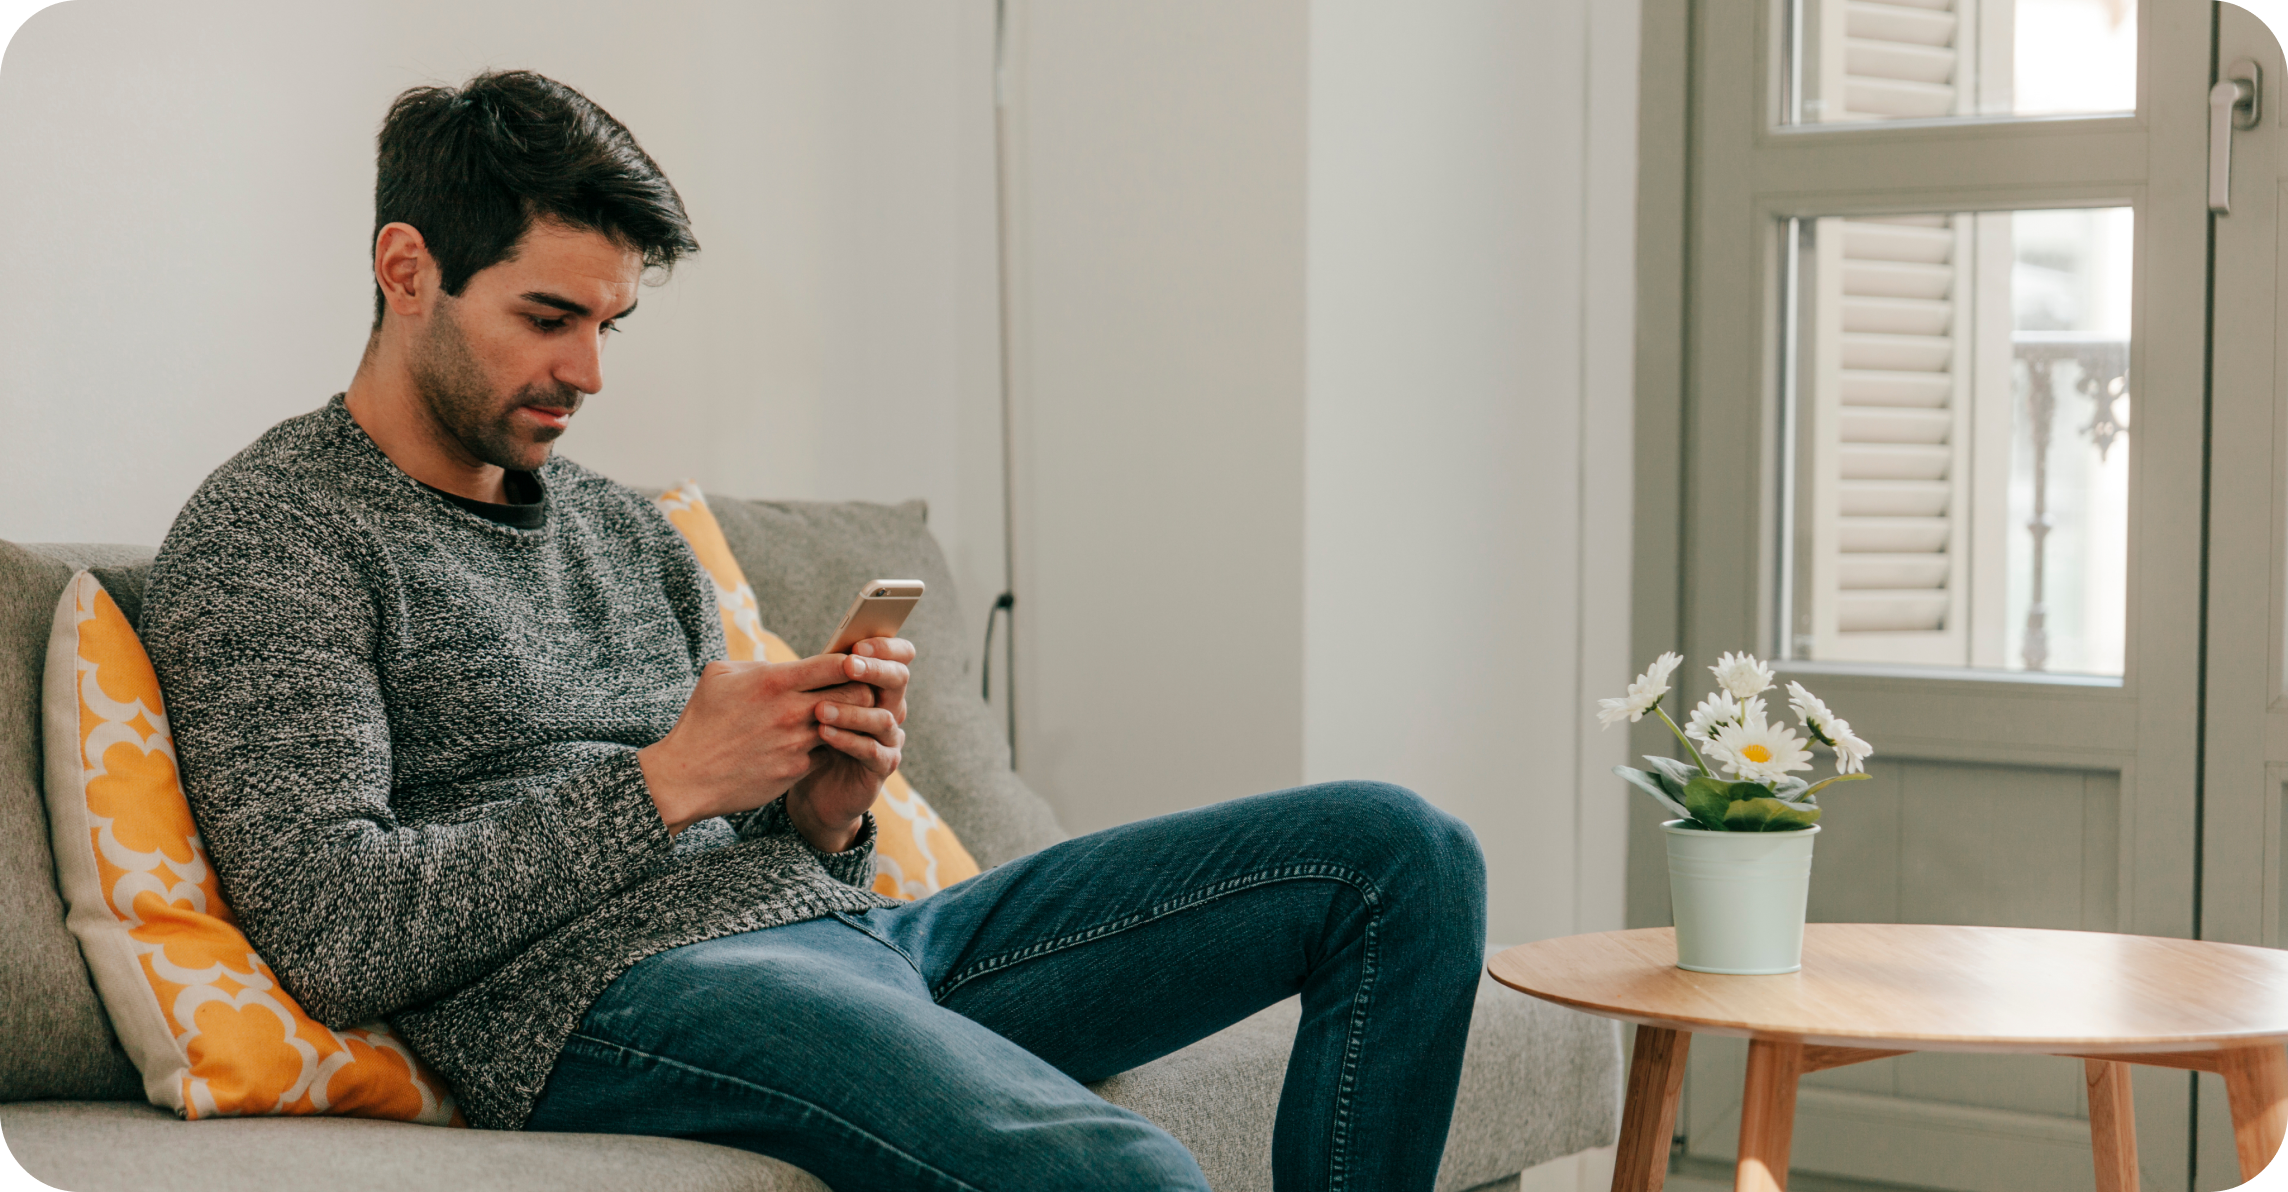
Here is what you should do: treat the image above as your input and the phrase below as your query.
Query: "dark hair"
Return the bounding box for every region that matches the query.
[371,70,699,326]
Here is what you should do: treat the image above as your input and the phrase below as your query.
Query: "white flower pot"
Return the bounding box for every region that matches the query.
[1663,820,1820,975]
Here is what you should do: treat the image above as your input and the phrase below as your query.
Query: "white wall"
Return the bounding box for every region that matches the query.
[0,0,1009,628]
[1006,0,1638,943]
[0,0,1639,945]
[1306,0,1637,942]
[999,1,1312,830]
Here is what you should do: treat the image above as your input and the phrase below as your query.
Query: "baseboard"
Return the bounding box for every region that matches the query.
[1694,1086,2095,1192]
[1479,1144,1615,1192]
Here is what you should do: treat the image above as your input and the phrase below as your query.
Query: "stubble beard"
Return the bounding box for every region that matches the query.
[409,296,581,473]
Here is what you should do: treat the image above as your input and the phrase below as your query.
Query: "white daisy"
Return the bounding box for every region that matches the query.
[1709,651,1775,701]
[1786,681,1873,773]
[1825,716,1873,774]
[1707,709,1814,784]
[1784,681,1834,732]
[1597,652,1684,727]
[1683,690,1742,743]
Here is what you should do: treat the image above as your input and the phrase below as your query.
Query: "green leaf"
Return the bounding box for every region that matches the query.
[1728,781,1777,802]
[1801,772,1872,799]
[1722,797,1822,832]
[1766,801,1822,829]
[1645,754,1702,794]
[1682,776,1733,830]
[1613,766,1693,823]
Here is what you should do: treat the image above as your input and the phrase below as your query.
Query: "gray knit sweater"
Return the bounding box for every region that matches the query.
[141,396,896,1130]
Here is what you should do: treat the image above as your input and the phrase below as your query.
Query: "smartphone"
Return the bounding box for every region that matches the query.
[823,579,925,655]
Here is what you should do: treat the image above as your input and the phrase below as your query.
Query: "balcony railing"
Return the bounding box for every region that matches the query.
[2013,331,2129,672]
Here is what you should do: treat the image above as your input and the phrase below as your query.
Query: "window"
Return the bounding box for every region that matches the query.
[1777,206,2132,676]
[1786,0,2137,125]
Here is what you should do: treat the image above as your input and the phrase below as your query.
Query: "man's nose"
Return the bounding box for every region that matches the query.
[557,328,606,395]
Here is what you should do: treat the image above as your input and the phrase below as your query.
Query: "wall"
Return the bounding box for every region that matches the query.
[0,0,1009,628]
[999,1,1312,830]
[0,0,1641,946]
[1305,0,1638,941]
[1005,0,1640,944]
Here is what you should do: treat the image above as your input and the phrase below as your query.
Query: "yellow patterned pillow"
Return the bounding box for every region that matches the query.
[655,480,982,898]
[41,572,461,1124]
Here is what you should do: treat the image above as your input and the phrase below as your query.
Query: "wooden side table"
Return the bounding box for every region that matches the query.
[1488,925,2288,1192]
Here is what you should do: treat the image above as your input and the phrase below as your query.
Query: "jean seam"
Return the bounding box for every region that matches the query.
[930,861,1383,1189]
[832,910,928,979]
[929,861,1380,1000]
[557,1031,986,1192]
[1327,912,1377,1192]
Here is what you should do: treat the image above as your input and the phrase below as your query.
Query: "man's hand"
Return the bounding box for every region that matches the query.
[636,654,876,838]
[786,637,914,853]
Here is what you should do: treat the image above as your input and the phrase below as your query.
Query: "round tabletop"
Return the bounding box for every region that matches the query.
[1487,924,2288,1055]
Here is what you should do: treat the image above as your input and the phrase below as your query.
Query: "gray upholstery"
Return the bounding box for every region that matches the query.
[0,1100,830,1192]
[0,508,1622,1191]
[0,541,147,1103]
[1086,968,1620,1192]
[706,496,1068,867]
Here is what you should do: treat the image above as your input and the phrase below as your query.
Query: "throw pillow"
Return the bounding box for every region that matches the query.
[41,571,461,1123]
[655,480,982,898]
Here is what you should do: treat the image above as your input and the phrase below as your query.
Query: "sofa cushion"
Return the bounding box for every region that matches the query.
[1,1100,827,1192]
[0,540,150,1102]
[1088,963,1623,1192]
[6,972,1618,1192]
[706,496,1068,868]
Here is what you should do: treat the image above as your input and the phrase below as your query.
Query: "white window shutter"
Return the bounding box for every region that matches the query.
[1805,215,1978,664]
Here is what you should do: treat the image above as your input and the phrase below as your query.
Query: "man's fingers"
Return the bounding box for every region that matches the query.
[772,653,861,693]
[850,637,916,664]
[817,723,900,774]
[816,702,900,741]
[811,681,876,709]
[842,654,910,690]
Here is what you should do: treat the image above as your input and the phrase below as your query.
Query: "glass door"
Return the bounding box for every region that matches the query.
[2200,6,2288,1186]
[1660,0,2215,1185]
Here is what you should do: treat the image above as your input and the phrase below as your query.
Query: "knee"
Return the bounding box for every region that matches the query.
[1313,782,1483,878]
[1302,781,1485,934]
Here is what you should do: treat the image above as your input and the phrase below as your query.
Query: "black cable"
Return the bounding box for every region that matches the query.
[980,592,1016,758]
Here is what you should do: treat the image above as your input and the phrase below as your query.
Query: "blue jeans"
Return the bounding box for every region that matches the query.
[525,782,1487,1191]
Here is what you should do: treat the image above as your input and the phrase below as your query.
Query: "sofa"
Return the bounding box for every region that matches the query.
[0,494,1622,1191]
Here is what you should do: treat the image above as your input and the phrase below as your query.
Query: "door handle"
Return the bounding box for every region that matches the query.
[2213,60,2262,214]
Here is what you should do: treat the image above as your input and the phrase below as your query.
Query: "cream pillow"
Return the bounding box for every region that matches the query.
[656,480,982,897]
[42,571,460,1123]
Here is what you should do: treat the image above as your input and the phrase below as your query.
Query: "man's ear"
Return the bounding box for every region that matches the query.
[374,222,435,322]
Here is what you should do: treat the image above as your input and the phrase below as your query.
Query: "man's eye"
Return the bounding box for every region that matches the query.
[600,320,620,336]
[528,315,568,332]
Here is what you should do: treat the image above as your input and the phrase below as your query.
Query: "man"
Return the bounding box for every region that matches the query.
[143,70,1486,1192]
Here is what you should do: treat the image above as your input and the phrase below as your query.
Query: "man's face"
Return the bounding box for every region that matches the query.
[408,219,642,474]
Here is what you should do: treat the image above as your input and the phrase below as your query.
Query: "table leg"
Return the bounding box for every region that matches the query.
[2083,1058,2139,1192]
[1736,1039,1803,1192]
[1611,1027,1691,1192]
[2220,1043,2288,1182]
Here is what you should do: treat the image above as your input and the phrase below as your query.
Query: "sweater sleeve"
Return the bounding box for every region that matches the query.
[142,491,677,1029]
[736,796,880,889]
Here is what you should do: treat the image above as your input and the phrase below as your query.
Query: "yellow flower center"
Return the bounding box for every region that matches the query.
[1741,744,1772,763]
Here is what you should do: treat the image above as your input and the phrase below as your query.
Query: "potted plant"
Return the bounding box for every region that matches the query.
[1597,652,1872,974]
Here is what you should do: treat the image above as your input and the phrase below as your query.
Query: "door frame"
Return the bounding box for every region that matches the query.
[1631,0,2219,1184]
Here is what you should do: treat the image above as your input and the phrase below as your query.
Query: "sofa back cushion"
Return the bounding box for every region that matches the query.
[0,539,148,1101]
[705,496,1067,867]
